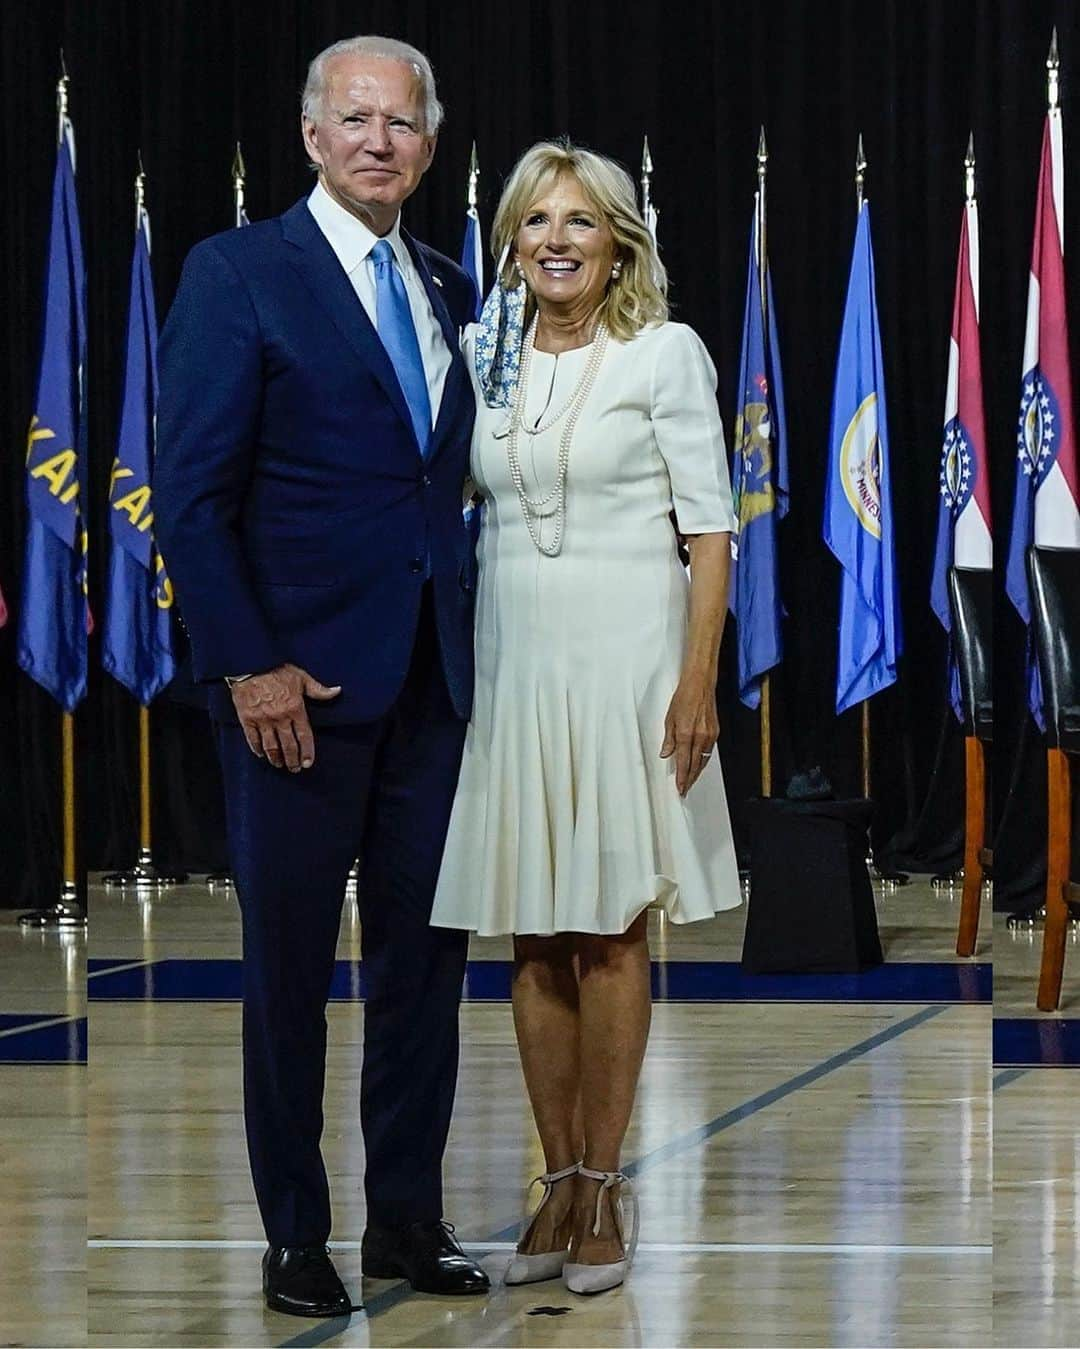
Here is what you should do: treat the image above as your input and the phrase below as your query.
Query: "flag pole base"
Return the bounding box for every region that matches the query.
[18,882,86,928]
[102,849,187,888]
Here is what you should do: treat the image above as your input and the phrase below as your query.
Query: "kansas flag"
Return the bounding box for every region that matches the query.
[102,201,177,704]
[823,203,902,715]
[730,205,789,708]
[17,114,89,711]
[930,190,991,719]
[1005,110,1080,726]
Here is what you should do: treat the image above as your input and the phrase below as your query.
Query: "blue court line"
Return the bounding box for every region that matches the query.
[993,1017,1080,1068]
[0,1016,87,1064]
[993,1068,1030,1091]
[88,957,991,1005]
[87,957,149,979]
[298,1001,952,1336]
[0,1012,55,1033]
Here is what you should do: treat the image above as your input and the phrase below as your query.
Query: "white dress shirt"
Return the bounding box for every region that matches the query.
[306,179,451,427]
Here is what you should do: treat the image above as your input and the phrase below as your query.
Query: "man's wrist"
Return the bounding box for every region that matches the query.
[224,672,256,688]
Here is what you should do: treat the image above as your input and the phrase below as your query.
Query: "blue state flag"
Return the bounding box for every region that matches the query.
[730,209,789,709]
[822,203,902,715]
[461,206,483,320]
[102,205,177,703]
[17,118,89,712]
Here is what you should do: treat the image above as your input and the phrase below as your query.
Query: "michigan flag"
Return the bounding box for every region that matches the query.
[930,190,991,719]
[823,202,902,715]
[17,112,89,711]
[1005,111,1080,726]
[102,201,177,703]
[730,205,788,708]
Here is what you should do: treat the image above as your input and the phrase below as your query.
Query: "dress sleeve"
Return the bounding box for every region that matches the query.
[649,323,736,534]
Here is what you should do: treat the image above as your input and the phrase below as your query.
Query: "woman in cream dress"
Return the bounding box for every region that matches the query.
[431,141,740,1294]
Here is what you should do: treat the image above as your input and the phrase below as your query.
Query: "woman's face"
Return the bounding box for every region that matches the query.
[514,172,617,318]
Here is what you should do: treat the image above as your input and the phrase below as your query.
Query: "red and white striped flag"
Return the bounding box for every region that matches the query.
[931,178,991,716]
[1005,107,1080,722]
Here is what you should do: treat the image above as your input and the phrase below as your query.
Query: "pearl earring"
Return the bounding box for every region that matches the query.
[611,262,623,280]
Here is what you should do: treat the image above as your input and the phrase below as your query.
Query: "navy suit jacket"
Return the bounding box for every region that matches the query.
[154,197,477,725]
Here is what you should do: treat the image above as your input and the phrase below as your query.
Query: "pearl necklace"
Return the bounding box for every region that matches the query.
[506,314,609,557]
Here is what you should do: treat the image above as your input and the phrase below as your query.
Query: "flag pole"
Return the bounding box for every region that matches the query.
[20,56,85,930]
[854,133,873,801]
[756,126,773,797]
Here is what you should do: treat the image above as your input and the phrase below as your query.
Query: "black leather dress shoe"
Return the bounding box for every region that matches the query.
[262,1245,353,1317]
[361,1220,490,1295]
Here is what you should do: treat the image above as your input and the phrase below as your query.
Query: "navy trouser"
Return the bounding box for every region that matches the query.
[216,592,469,1246]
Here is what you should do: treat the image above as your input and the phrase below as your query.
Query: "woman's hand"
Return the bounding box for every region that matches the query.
[660,673,720,796]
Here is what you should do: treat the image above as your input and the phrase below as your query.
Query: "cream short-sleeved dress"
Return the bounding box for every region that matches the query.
[430,320,742,936]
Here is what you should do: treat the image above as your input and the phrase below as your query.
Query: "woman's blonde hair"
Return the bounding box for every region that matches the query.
[490,140,668,342]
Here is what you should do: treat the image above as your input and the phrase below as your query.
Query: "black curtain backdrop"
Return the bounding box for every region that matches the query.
[0,0,1068,904]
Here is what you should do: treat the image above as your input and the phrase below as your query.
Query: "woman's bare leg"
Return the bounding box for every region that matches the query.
[512,933,584,1253]
[571,912,651,1264]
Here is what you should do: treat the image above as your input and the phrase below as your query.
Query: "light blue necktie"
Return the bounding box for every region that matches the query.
[371,239,432,456]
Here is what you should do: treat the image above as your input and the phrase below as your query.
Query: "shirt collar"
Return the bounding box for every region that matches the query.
[306,179,411,277]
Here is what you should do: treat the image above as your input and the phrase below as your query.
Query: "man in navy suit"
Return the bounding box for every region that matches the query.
[154,36,488,1315]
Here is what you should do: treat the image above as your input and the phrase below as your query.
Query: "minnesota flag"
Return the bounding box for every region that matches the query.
[822,203,902,715]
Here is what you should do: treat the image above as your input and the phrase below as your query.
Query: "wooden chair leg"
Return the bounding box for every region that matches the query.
[956,736,985,958]
[1037,747,1072,1011]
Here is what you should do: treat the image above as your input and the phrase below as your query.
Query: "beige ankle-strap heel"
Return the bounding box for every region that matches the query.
[563,1166,640,1295]
[504,1162,580,1286]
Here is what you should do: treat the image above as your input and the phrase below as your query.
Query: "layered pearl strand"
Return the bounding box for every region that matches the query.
[506,312,609,557]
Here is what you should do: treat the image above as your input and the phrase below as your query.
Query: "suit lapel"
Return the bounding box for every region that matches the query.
[280,200,417,449]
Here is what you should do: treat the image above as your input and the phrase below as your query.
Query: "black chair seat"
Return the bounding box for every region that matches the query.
[947,567,992,741]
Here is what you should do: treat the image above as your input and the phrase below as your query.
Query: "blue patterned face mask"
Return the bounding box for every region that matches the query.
[473,245,527,409]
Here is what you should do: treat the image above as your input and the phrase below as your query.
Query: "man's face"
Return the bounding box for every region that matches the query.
[302,54,436,229]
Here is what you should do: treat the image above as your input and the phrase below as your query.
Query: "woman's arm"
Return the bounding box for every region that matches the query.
[660,531,732,796]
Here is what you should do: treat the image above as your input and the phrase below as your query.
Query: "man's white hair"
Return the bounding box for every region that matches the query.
[301,35,444,134]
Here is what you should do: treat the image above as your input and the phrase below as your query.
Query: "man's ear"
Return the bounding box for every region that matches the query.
[423,133,438,170]
[302,116,323,170]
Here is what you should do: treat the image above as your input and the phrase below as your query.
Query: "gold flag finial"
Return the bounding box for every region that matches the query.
[964,132,976,205]
[135,151,146,216]
[642,135,653,179]
[855,133,867,210]
[757,125,768,169]
[232,141,247,185]
[1048,26,1060,112]
[467,140,479,210]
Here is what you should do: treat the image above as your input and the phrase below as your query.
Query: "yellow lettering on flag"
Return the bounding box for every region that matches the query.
[112,484,152,530]
[154,553,174,610]
[26,415,56,463]
[30,448,79,501]
[109,457,134,497]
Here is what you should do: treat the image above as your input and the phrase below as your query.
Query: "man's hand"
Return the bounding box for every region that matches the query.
[230,664,342,771]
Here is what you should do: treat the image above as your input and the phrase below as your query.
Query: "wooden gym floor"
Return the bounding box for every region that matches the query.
[62,875,991,1347]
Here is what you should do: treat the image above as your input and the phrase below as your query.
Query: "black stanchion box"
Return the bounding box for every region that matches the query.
[741,797,884,973]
